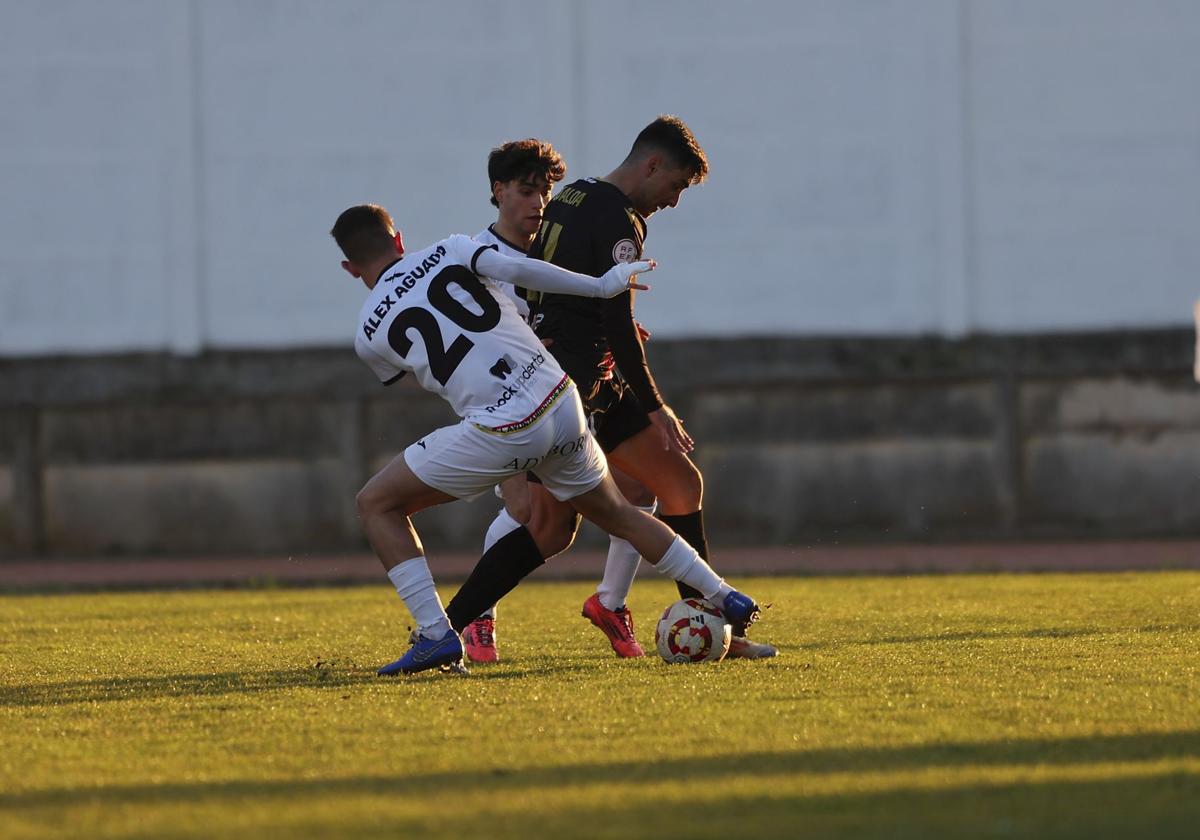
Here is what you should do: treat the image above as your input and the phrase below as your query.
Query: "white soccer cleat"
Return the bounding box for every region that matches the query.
[725,636,779,660]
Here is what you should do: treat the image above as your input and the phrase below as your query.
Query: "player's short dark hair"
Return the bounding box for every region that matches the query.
[331,204,395,263]
[487,139,567,207]
[629,115,709,183]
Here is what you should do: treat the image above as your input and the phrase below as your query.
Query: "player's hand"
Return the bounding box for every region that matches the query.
[597,258,655,298]
[648,404,694,454]
[635,321,651,343]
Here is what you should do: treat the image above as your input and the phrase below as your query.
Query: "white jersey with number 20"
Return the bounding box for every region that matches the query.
[354,234,569,429]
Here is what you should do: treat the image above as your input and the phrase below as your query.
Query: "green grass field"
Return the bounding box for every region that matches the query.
[2,572,1199,839]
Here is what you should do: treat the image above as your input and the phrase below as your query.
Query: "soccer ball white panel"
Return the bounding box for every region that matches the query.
[654,598,732,664]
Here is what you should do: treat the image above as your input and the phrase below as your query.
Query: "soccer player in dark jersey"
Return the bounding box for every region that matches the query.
[460,138,660,663]
[444,116,777,660]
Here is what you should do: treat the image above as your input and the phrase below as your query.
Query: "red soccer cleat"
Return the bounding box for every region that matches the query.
[463,617,498,663]
[582,593,645,658]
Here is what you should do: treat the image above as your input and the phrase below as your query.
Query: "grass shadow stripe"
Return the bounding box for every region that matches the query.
[2,731,1199,810]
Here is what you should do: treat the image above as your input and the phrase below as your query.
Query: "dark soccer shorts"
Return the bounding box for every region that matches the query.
[584,377,652,454]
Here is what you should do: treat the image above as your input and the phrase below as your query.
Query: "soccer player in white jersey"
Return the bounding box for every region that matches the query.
[458,139,664,664]
[331,203,764,674]
[458,139,562,662]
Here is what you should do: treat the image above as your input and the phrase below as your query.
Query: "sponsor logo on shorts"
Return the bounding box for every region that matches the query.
[502,434,588,471]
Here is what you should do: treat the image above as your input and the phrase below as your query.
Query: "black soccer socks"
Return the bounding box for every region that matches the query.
[445,525,544,633]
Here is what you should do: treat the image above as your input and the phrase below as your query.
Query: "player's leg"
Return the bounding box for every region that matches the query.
[459,473,532,663]
[596,392,705,597]
[498,472,532,525]
[445,479,579,642]
[605,404,779,659]
[373,421,556,675]
[534,398,762,636]
[580,467,655,657]
[596,467,654,610]
[567,475,760,629]
[355,444,464,675]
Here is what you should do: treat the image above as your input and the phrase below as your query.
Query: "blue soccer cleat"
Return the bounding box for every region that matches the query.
[377,630,464,676]
[716,590,762,628]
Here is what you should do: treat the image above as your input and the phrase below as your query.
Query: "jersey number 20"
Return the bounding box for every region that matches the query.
[388,267,502,386]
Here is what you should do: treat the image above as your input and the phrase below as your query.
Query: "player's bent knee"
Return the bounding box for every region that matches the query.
[355,485,380,520]
[529,515,578,558]
[356,480,412,520]
[658,465,703,510]
[505,498,532,525]
[527,500,578,552]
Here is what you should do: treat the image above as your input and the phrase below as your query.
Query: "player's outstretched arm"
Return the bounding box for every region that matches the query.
[473,247,653,298]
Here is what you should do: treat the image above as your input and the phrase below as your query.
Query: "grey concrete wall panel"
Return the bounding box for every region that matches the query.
[43,459,349,555]
[39,401,350,464]
[687,382,998,444]
[1023,432,1200,534]
[700,438,1004,543]
[2,330,1196,557]
[1022,376,1200,434]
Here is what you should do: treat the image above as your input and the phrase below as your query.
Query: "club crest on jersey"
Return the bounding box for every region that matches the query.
[612,239,638,263]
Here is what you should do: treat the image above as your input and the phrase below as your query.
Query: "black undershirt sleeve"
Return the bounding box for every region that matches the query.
[601,290,663,412]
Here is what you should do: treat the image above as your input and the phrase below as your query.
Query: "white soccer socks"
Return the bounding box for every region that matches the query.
[484,508,523,551]
[596,502,655,610]
[386,556,452,639]
[652,536,732,604]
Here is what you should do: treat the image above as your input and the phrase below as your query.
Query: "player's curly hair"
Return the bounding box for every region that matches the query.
[487,139,567,207]
[330,204,395,264]
[630,115,709,183]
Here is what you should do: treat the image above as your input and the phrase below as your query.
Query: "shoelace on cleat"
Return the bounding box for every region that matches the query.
[472,620,495,647]
[610,608,636,642]
[741,601,771,631]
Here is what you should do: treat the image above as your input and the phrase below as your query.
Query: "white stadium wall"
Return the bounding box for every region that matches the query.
[1,0,1199,356]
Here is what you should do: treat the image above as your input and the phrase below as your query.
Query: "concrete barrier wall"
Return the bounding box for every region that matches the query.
[3,329,1196,558]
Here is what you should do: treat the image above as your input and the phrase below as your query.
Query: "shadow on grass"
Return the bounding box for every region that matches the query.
[0,659,598,707]
[2,730,1197,813]
[0,667,369,707]
[794,624,1200,650]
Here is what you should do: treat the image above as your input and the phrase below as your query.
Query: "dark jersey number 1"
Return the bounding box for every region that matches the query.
[387,267,502,386]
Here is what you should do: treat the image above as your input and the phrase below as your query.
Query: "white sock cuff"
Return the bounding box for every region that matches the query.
[494,508,522,533]
[483,508,524,554]
[655,537,723,601]
[654,536,696,580]
[387,556,431,599]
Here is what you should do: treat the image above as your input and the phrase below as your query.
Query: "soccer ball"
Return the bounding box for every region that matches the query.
[655,598,732,664]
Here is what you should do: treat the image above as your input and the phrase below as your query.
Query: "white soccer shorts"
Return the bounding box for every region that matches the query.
[403,388,608,502]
